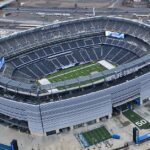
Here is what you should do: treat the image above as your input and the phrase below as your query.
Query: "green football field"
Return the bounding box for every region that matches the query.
[123,109,150,130]
[82,126,111,146]
[47,62,106,83]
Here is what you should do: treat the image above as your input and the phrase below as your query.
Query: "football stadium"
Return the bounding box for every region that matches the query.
[0,16,150,136]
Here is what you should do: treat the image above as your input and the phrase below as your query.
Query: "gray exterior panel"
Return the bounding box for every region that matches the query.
[0,72,150,134]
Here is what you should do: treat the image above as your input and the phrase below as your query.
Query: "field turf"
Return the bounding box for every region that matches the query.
[47,62,106,83]
[123,109,150,129]
[82,126,111,146]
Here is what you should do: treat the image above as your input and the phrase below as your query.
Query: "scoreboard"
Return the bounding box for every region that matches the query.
[105,31,124,39]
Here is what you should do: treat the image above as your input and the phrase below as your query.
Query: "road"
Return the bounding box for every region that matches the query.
[3,6,150,15]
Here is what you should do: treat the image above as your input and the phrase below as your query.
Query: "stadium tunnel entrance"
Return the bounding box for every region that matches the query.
[112,97,145,115]
[59,127,71,133]
[0,113,30,135]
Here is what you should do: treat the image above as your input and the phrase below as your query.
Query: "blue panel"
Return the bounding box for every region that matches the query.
[112,134,120,139]
[134,97,141,105]
[0,144,11,150]
[0,57,5,70]
[127,103,132,109]
[138,133,150,143]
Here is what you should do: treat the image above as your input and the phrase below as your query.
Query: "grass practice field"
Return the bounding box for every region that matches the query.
[82,126,111,146]
[123,109,150,130]
[47,62,106,83]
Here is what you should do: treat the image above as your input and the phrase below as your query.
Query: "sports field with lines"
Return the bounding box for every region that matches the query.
[47,62,106,83]
[123,109,150,130]
[82,126,111,146]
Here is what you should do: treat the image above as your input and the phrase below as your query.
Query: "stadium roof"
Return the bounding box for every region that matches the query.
[0,16,150,96]
[0,0,15,8]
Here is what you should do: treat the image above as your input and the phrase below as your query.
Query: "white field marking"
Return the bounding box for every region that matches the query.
[98,60,115,70]
[39,78,59,92]
[135,120,147,127]
[38,78,51,85]
[48,63,98,80]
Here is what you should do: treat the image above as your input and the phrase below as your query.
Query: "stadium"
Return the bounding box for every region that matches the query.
[0,16,150,136]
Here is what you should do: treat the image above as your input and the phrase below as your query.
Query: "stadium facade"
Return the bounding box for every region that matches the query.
[0,16,150,136]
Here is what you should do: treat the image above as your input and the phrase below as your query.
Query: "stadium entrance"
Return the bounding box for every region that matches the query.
[113,97,142,115]
[46,130,56,136]
[59,127,70,133]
